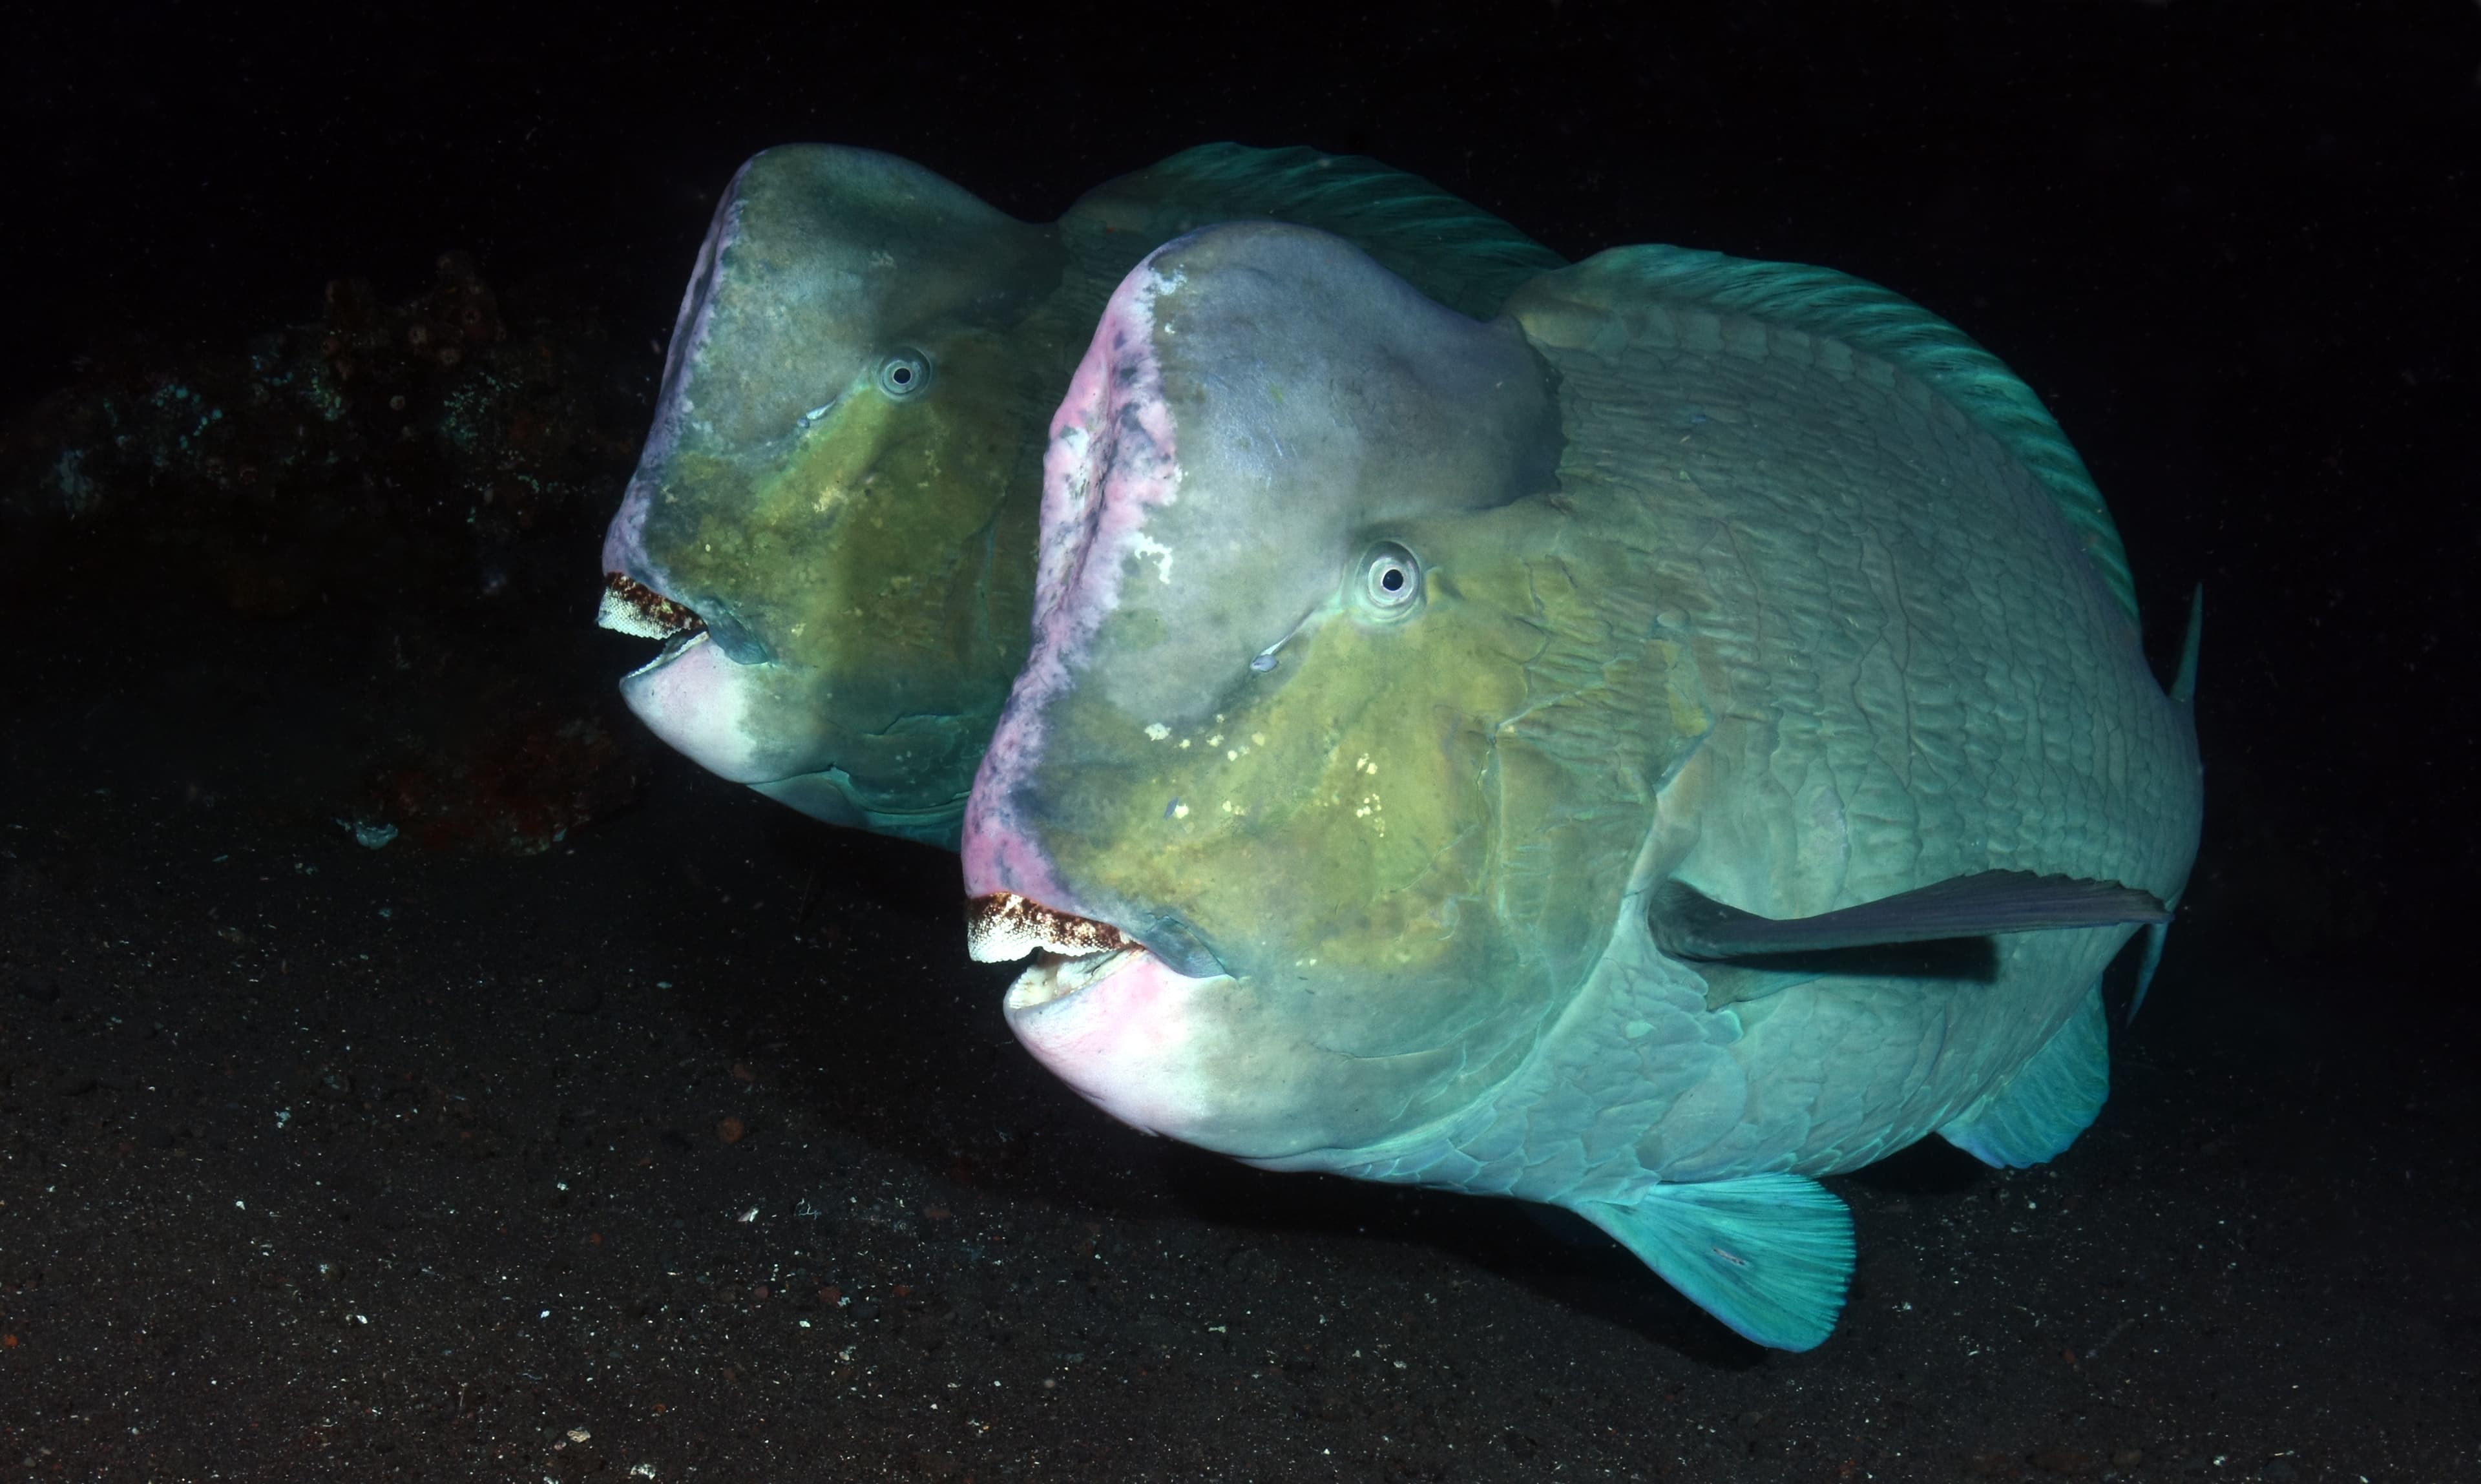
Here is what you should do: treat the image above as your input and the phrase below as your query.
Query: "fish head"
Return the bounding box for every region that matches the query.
[963,224,1682,1161]
[600,145,1067,836]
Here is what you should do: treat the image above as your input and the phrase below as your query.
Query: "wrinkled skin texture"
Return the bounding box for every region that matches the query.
[600,145,1561,844]
[963,224,2201,1343]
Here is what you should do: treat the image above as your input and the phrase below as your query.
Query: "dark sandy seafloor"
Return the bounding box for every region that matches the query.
[1,507,2475,1483]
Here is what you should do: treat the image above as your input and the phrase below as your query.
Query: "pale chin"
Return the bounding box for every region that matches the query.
[1003,950,1220,1142]
[616,632,783,786]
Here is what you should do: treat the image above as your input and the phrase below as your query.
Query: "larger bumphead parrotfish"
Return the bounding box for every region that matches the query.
[596,144,1562,845]
[960,223,2203,1350]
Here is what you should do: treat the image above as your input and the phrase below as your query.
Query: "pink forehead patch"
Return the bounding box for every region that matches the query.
[961,253,1187,902]
[600,159,751,583]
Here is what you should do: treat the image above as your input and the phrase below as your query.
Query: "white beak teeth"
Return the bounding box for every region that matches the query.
[598,574,707,640]
[597,585,673,638]
[966,892,1137,963]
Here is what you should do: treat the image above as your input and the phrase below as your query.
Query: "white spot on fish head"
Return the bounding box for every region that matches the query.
[1127,532,1176,585]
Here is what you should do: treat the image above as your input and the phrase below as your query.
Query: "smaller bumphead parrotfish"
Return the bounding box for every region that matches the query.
[962,224,2202,1350]
[597,144,1561,845]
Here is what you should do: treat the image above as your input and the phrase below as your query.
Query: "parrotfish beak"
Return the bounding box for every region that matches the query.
[595,572,706,645]
[598,572,780,786]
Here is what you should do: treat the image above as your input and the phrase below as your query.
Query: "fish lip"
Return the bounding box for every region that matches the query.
[619,626,715,681]
[1132,914,1228,981]
[1001,947,1149,1014]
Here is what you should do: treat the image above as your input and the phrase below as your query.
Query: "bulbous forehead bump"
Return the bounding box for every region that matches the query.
[963,223,1562,904]
[654,145,1065,458]
[1052,223,1562,724]
[600,145,1076,835]
[609,146,1068,590]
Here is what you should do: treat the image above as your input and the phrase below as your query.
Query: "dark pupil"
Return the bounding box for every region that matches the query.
[890,364,914,385]
[1379,565,1406,593]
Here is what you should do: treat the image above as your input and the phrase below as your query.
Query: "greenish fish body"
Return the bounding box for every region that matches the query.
[598,145,1561,844]
[961,224,2201,1350]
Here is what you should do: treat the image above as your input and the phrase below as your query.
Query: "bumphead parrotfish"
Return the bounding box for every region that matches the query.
[596,145,1560,844]
[960,224,2203,1350]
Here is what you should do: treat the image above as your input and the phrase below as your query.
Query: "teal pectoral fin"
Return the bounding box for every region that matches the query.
[1573,1175,1855,1352]
[1939,981,2109,1169]
[1650,871,2170,962]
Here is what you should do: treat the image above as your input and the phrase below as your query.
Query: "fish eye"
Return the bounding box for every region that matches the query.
[1356,542,1423,616]
[876,348,932,399]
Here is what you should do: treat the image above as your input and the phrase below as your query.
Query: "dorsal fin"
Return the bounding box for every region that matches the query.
[1065,143,1565,320]
[1505,245,2141,625]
